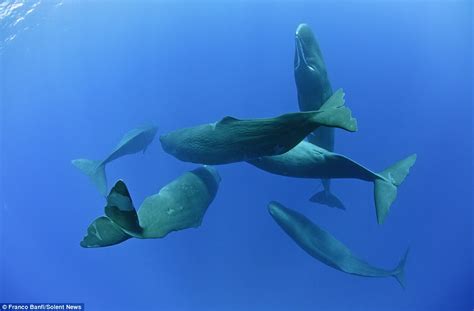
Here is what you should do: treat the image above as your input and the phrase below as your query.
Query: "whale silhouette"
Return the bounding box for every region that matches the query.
[248,141,416,224]
[80,166,220,248]
[294,23,339,208]
[160,89,357,165]
[72,125,158,196]
[268,201,409,288]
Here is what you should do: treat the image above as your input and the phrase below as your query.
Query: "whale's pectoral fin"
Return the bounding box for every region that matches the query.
[309,179,345,210]
[104,180,143,237]
[309,190,345,210]
[374,154,417,224]
[312,89,358,132]
[80,216,131,248]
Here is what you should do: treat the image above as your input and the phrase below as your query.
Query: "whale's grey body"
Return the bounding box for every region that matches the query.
[294,24,334,151]
[72,125,158,196]
[160,89,357,165]
[80,166,221,248]
[268,201,408,288]
[294,24,339,208]
[248,141,416,224]
[248,141,375,180]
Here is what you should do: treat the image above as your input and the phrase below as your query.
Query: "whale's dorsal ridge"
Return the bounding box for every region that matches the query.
[219,116,240,124]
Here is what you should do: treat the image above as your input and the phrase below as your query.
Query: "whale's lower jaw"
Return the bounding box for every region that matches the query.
[294,35,313,71]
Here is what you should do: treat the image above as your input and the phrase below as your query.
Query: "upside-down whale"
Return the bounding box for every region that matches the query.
[160,89,357,165]
[248,141,416,224]
[294,23,340,208]
[72,125,158,196]
[268,201,409,288]
[80,166,220,248]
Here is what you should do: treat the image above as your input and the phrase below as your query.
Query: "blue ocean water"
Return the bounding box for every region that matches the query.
[1,1,472,310]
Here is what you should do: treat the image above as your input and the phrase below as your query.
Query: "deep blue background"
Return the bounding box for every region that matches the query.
[1,1,472,310]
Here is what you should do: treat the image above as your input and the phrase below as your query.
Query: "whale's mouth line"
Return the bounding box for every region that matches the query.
[295,35,314,72]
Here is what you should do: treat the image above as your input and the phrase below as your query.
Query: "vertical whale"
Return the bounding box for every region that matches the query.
[294,23,340,208]
[295,24,334,148]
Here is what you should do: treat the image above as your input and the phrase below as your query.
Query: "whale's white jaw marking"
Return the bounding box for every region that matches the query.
[294,37,301,70]
[295,36,314,72]
[210,121,217,131]
[89,222,103,247]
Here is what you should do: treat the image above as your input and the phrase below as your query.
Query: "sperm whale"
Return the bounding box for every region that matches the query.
[268,201,409,288]
[248,141,416,224]
[80,166,221,248]
[72,125,158,196]
[160,89,357,165]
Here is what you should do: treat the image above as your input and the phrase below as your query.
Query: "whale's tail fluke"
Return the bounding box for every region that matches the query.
[80,180,143,248]
[80,216,131,248]
[312,88,358,133]
[72,159,107,196]
[374,154,417,224]
[393,248,410,289]
[104,180,143,237]
[309,179,345,210]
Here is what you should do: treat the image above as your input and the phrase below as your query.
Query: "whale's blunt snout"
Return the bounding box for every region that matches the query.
[295,23,313,38]
[159,134,172,153]
[158,134,165,145]
[204,165,221,184]
[294,24,314,71]
[150,126,159,137]
[268,201,285,220]
[145,126,159,143]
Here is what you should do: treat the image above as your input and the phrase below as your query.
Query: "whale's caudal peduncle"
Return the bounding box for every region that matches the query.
[72,125,158,196]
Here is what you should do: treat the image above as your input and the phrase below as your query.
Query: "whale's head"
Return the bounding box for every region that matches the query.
[159,131,182,159]
[294,24,319,72]
[147,125,159,138]
[268,201,311,238]
[191,165,221,198]
[133,124,158,147]
[202,165,221,184]
[268,201,293,227]
[294,24,332,110]
[143,125,158,144]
